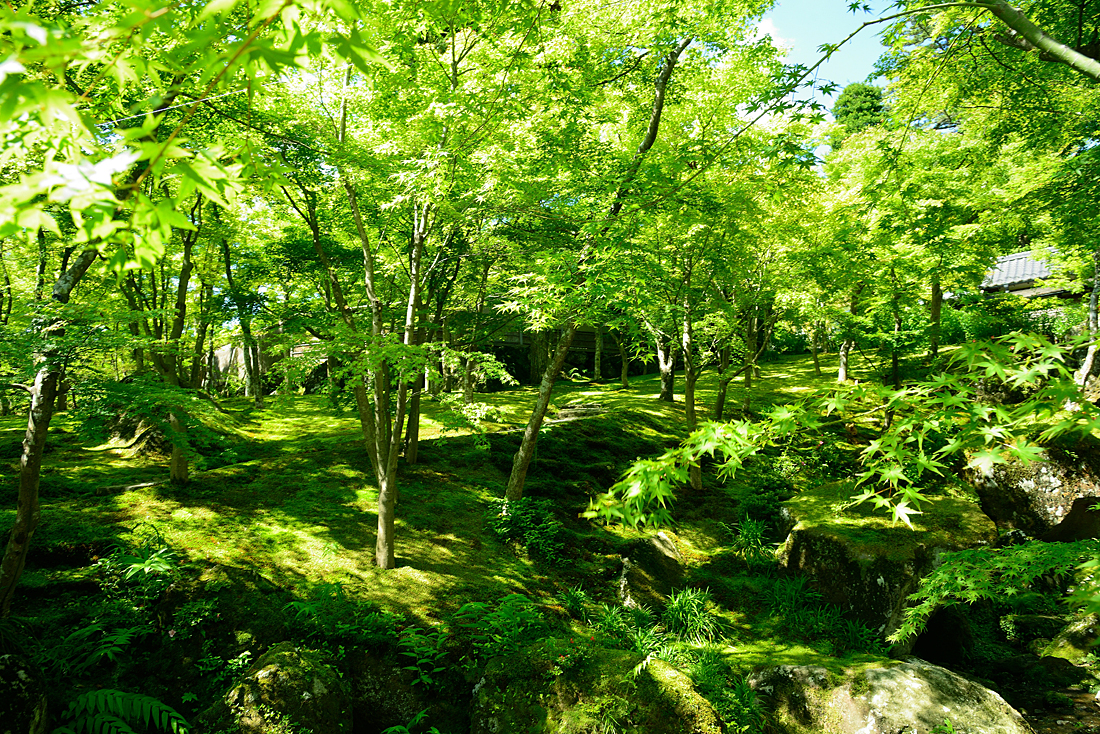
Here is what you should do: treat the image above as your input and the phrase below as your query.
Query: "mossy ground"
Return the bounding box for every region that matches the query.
[0,349,950,728]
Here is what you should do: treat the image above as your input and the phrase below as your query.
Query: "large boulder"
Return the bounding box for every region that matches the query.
[0,653,48,734]
[777,482,997,641]
[200,642,352,734]
[470,637,722,734]
[966,436,1100,540]
[617,532,684,610]
[748,658,1032,734]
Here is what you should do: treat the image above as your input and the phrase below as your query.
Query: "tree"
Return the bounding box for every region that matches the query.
[832,82,885,134]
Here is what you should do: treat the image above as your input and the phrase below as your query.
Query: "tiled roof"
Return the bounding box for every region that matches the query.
[982,251,1054,289]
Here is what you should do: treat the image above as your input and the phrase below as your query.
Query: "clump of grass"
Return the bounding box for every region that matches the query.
[662,588,721,643]
[765,575,822,614]
[557,585,591,621]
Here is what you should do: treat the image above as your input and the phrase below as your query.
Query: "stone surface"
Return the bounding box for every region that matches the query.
[200,642,352,734]
[748,658,1033,734]
[966,436,1100,540]
[470,637,722,734]
[617,531,684,610]
[1043,613,1100,665]
[776,481,998,641]
[0,653,48,734]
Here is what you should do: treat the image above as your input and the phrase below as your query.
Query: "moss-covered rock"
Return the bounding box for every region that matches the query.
[1042,613,1100,664]
[748,658,1032,734]
[777,481,997,640]
[200,642,351,734]
[0,652,48,734]
[470,637,722,734]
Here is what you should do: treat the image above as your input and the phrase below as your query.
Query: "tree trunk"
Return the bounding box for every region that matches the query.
[0,248,96,618]
[169,413,189,485]
[811,325,822,377]
[1075,249,1100,389]
[613,330,630,389]
[714,346,732,421]
[838,340,853,382]
[891,267,902,390]
[506,325,576,502]
[594,327,603,381]
[656,337,675,402]
[682,306,701,491]
[929,271,943,360]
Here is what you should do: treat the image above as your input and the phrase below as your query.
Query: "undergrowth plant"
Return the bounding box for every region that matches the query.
[399,627,448,689]
[53,689,190,734]
[662,588,722,644]
[453,593,543,661]
[488,498,566,564]
[689,648,764,734]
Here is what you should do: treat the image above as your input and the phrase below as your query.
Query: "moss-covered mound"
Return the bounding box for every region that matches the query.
[777,481,998,639]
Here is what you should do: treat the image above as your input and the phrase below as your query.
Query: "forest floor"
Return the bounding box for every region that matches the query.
[1,348,1097,733]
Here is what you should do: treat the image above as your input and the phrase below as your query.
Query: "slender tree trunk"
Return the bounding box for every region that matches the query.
[838,285,864,383]
[506,325,577,502]
[891,267,902,390]
[656,337,675,402]
[594,327,603,381]
[714,346,732,421]
[838,340,852,382]
[0,248,97,618]
[33,229,46,302]
[929,271,943,360]
[1075,249,1100,389]
[811,325,822,377]
[742,315,757,412]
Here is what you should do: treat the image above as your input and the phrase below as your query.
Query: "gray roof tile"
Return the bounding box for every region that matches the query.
[982,251,1054,289]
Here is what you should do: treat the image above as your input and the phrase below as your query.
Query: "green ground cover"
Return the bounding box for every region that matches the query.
[0,349,924,731]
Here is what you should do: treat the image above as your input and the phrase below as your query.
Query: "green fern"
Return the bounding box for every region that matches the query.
[52,689,190,734]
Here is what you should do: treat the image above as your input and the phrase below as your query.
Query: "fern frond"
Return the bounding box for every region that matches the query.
[62,690,190,734]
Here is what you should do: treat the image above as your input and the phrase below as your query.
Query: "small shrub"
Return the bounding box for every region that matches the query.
[662,588,721,644]
[488,498,566,564]
[729,518,772,568]
[737,472,793,526]
[591,603,629,641]
[399,627,448,689]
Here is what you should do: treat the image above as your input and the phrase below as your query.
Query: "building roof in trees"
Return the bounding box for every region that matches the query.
[982,251,1055,291]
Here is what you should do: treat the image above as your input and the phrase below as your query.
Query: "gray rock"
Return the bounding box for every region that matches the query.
[749,658,1033,734]
[967,437,1100,540]
[617,531,684,610]
[0,653,48,734]
[200,642,351,734]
